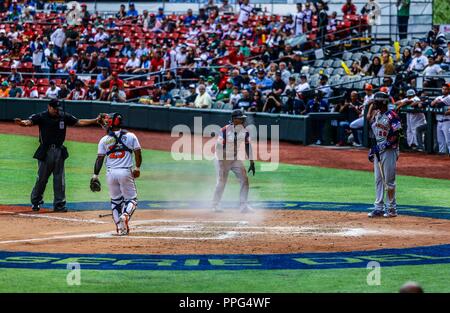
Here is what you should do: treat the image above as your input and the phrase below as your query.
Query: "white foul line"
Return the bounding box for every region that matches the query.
[15,213,108,224]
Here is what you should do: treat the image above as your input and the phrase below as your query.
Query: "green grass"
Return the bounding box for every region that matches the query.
[1,134,449,207]
[1,264,449,293]
[1,133,449,293]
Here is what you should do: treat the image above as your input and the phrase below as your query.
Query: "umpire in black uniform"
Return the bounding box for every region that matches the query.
[14,99,101,212]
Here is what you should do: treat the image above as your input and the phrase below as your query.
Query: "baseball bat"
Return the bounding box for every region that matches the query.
[99,213,113,218]
[375,152,388,192]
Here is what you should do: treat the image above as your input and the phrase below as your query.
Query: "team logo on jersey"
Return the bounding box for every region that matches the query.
[121,136,127,143]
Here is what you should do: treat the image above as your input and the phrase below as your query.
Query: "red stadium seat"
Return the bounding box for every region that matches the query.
[37,78,49,86]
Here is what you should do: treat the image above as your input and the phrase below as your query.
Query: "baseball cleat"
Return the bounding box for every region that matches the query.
[240,206,254,213]
[31,201,43,212]
[383,209,398,218]
[368,209,384,218]
[119,213,130,234]
[212,207,224,212]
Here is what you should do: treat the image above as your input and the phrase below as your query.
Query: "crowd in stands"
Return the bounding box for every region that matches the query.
[0,1,449,153]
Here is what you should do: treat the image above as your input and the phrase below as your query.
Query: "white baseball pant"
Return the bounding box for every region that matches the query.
[212,159,249,210]
[106,168,138,225]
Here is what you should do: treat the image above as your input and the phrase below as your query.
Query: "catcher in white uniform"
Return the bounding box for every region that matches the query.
[90,113,142,235]
[212,109,255,213]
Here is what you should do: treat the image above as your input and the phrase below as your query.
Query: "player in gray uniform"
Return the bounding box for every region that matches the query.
[367,92,402,218]
[212,109,256,213]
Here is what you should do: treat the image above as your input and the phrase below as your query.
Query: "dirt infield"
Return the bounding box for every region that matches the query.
[1,121,448,179]
[1,205,450,255]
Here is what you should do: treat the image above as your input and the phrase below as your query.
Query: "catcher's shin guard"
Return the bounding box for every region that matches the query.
[111,196,124,226]
[122,198,137,219]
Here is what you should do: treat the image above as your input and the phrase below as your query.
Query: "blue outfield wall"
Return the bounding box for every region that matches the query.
[0,98,344,145]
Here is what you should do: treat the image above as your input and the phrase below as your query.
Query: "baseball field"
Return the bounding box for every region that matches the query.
[0,122,449,293]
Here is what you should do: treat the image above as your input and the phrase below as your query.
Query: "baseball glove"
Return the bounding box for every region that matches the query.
[90,177,101,192]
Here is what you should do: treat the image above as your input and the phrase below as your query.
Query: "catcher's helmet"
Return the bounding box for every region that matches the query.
[104,112,123,129]
[231,109,247,119]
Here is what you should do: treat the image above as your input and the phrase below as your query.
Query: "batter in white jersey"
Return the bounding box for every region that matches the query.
[212,109,255,213]
[92,113,142,235]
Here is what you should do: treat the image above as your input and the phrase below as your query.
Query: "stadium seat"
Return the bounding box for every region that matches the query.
[342,51,353,61]
[332,68,345,76]
[332,60,342,68]
[351,52,362,61]
[324,68,334,76]
[313,59,324,68]
[323,59,334,68]
[370,45,381,54]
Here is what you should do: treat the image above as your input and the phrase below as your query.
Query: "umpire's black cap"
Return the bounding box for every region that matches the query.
[48,99,61,108]
[231,109,247,119]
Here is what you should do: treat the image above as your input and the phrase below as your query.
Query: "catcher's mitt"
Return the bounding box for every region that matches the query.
[90,177,101,192]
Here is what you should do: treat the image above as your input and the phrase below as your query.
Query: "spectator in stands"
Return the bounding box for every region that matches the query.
[116,4,127,20]
[8,65,22,83]
[284,76,300,114]
[317,1,328,46]
[157,86,173,107]
[262,70,285,113]
[65,70,83,91]
[279,62,291,84]
[193,84,212,108]
[110,27,124,45]
[80,3,90,27]
[86,80,101,100]
[133,54,150,74]
[23,79,39,98]
[365,56,382,76]
[45,80,60,99]
[183,9,196,26]
[296,74,310,95]
[163,71,177,92]
[206,76,219,97]
[216,80,233,109]
[150,51,164,72]
[156,7,166,21]
[108,83,126,103]
[8,79,22,98]
[197,8,208,23]
[57,83,70,99]
[64,25,80,59]
[62,54,79,73]
[318,74,332,102]
[184,84,198,107]
[229,86,241,108]
[0,29,11,51]
[254,69,273,91]
[31,36,44,73]
[238,0,255,26]
[120,38,134,58]
[50,24,66,57]
[127,3,139,18]
[408,48,428,73]
[351,61,363,75]
[96,52,110,72]
[236,88,254,111]
[94,25,109,43]
[307,90,329,145]
[220,0,234,13]
[135,40,149,59]
[342,0,357,15]
[430,40,445,64]
[124,52,141,73]
[335,91,361,146]
[95,67,110,88]
[0,81,10,97]
[398,48,412,72]
[67,80,86,100]
[361,0,380,37]
[204,0,219,15]
[423,56,443,88]
[396,0,410,40]
[380,50,396,76]
[303,2,313,32]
